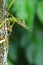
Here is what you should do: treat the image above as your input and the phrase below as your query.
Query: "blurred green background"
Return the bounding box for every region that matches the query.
[6,0,43,65]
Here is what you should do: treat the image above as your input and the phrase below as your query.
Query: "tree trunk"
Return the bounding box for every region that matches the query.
[0,0,8,65]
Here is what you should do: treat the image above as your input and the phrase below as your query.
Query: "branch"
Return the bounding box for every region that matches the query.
[0,39,5,43]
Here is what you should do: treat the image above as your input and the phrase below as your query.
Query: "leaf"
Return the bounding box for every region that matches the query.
[20,32,33,48]
[25,30,43,65]
[37,1,43,22]
[25,0,37,30]
[35,48,43,65]
[14,0,37,30]
[35,29,43,44]
[14,0,27,19]
[8,42,18,62]
[25,43,37,64]
[8,59,14,65]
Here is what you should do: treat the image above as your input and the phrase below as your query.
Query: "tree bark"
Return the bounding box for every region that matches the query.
[0,0,8,65]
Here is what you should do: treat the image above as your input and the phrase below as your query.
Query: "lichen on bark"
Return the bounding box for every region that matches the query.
[0,0,8,65]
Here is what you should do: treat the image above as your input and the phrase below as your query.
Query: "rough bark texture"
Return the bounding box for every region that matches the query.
[0,0,8,65]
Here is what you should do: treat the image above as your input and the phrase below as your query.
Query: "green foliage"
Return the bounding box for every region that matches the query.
[37,1,43,22]
[8,59,14,65]
[6,0,43,65]
[6,0,38,30]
